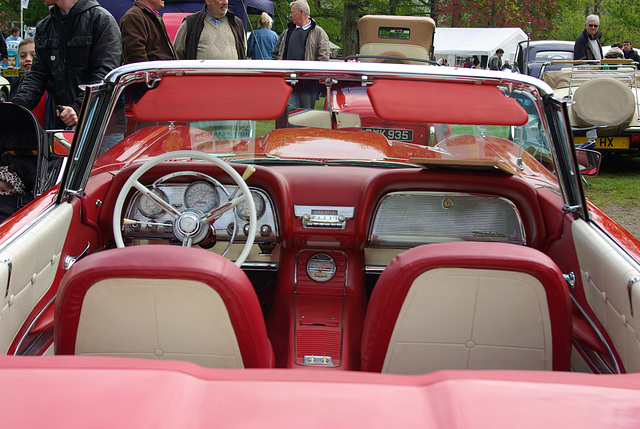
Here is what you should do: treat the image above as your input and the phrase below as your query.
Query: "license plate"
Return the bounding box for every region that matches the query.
[574,136,630,149]
[363,127,414,142]
[2,68,19,77]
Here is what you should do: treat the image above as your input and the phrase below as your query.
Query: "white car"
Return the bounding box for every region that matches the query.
[543,59,640,155]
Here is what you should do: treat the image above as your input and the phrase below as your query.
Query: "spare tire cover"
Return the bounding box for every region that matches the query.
[571,77,636,134]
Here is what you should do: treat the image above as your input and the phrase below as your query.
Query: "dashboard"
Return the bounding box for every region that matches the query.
[122,180,278,248]
[108,164,545,271]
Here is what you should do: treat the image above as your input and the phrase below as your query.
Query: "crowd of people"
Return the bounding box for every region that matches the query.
[5,3,640,128]
[0,0,327,220]
[3,0,328,129]
[573,14,640,68]
[434,14,639,72]
[0,3,639,221]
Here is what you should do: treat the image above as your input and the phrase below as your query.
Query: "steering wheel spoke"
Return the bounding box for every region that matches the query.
[132,180,181,218]
[203,194,247,223]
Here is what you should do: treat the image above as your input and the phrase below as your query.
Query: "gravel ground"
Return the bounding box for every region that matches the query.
[595,203,640,240]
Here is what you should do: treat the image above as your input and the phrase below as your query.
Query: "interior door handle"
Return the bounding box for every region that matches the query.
[64,242,91,271]
[2,258,12,298]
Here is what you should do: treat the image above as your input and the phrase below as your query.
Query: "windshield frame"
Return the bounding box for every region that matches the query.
[60,60,564,200]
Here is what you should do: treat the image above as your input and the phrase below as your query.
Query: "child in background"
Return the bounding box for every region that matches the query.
[9,38,35,99]
[10,38,49,128]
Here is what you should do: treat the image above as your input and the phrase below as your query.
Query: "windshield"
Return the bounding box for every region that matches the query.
[82,62,559,191]
[534,51,574,61]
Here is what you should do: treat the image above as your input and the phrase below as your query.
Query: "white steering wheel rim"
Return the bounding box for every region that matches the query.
[112,150,257,267]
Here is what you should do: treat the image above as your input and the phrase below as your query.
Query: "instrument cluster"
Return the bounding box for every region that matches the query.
[123,181,277,245]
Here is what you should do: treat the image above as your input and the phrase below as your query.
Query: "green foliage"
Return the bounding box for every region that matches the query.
[551,0,640,45]
[269,0,640,53]
[272,0,438,56]
[24,0,50,26]
[0,0,49,34]
[436,0,559,39]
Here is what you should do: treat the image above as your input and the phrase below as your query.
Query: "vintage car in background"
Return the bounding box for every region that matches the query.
[514,40,575,78]
[543,59,640,156]
[334,15,438,145]
[2,59,640,425]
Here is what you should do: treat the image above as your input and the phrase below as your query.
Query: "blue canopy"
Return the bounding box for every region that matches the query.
[99,0,275,28]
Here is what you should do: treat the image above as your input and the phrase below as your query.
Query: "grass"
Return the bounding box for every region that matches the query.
[256,120,275,136]
[583,155,640,208]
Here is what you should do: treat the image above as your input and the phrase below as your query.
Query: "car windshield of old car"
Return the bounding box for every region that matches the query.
[89,71,556,185]
[535,51,574,61]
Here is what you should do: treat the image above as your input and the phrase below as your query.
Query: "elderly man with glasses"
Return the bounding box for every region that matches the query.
[574,14,603,60]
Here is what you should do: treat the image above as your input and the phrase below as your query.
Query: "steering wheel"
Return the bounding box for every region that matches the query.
[112,150,256,267]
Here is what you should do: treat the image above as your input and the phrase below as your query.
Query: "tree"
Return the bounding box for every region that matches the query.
[271,0,437,57]
[436,0,558,39]
[0,0,49,35]
[551,0,640,46]
[269,0,640,56]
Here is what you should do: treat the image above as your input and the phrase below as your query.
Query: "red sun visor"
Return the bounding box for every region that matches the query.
[132,75,292,122]
[368,79,529,126]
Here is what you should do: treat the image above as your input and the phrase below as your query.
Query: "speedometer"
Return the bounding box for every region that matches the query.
[184,181,219,213]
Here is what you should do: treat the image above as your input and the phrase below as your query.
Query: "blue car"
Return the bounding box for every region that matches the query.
[515,40,574,78]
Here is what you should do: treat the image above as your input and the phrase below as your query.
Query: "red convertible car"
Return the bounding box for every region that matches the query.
[1,60,640,426]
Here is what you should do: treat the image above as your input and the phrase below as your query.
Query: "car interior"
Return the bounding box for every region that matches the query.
[1,57,639,378]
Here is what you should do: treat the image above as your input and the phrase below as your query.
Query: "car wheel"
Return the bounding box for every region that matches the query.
[0,90,7,103]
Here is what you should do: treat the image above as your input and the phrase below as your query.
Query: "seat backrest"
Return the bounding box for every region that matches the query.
[361,242,571,374]
[54,245,274,368]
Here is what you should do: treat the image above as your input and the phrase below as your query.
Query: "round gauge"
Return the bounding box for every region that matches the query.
[307,253,337,282]
[238,191,266,221]
[137,188,169,218]
[184,181,219,213]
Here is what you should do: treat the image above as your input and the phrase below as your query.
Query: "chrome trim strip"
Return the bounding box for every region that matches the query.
[591,222,640,269]
[105,59,555,97]
[240,262,278,271]
[365,265,385,274]
[13,295,56,356]
[294,205,355,218]
[569,292,621,374]
[0,204,59,253]
[573,339,617,374]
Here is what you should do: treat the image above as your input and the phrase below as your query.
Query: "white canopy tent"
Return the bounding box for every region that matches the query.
[434,27,528,68]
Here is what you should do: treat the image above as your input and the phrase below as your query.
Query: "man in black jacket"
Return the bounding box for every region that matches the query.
[623,39,640,69]
[12,0,121,129]
[574,14,603,60]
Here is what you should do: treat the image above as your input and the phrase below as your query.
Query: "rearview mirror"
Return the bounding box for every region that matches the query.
[576,148,601,176]
[288,110,361,129]
[49,131,72,156]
